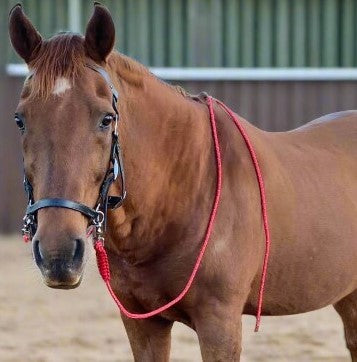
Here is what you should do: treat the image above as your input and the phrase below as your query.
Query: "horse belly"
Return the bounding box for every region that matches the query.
[261,248,357,316]
[249,154,357,316]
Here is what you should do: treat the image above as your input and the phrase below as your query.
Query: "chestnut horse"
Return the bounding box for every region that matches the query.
[9,3,357,361]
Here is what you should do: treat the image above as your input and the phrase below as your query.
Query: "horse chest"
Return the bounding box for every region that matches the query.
[110,257,194,323]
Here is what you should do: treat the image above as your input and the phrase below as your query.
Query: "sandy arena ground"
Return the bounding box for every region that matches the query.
[0,236,351,362]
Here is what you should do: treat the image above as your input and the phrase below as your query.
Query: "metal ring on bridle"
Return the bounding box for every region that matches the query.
[94,209,105,225]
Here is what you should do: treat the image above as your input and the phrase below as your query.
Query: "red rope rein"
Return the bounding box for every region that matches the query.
[93,97,270,331]
[214,99,271,331]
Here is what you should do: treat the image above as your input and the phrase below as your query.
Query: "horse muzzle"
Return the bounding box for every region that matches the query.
[32,237,86,289]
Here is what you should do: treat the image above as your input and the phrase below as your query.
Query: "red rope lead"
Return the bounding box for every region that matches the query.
[94,96,270,331]
[93,96,222,319]
[214,99,271,331]
[94,241,111,282]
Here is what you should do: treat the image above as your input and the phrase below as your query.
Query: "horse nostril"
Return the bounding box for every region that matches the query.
[32,239,43,265]
[73,238,85,265]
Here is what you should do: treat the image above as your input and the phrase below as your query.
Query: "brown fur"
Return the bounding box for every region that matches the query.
[9,4,357,361]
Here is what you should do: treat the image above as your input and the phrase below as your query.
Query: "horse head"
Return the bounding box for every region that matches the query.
[8,3,120,289]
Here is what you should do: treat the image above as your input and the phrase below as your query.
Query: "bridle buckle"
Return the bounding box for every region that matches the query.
[21,213,35,242]
[114,114,118,136]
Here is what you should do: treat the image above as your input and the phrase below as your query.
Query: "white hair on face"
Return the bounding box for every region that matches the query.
[52,77,71,95]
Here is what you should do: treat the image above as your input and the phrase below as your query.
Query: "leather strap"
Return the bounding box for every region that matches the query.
[86,64,119,102]
[23,174,34,203]
[86,64,125,208]
[26,198,99,220]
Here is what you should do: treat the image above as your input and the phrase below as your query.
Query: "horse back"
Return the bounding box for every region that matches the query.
[291,110,357,157]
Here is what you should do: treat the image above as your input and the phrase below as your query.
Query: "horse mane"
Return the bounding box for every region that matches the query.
[108,54,190,97]
[26,32,189,99]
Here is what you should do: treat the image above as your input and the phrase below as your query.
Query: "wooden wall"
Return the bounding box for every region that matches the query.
[0,76,25,233]
[176,80,357,131]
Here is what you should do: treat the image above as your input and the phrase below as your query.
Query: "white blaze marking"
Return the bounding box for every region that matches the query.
[52,77,71,95]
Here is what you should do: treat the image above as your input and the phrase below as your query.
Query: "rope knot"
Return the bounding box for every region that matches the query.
[94,240,111,282]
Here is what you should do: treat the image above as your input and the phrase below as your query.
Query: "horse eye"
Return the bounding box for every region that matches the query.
[100,114,114,129]
[14,115,25,132]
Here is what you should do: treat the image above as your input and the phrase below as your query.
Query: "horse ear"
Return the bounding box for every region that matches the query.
[8,4,42,63]
[84,2,115,62]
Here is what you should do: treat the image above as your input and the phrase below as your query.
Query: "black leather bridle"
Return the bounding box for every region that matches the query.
[21,64,126,241]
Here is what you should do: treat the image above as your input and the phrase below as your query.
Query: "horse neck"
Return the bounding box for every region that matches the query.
[107,70,215,261]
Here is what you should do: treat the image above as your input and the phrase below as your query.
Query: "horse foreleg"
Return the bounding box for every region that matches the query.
[121,314,173,362]
[334,290,357,361]
[194,301,243,361]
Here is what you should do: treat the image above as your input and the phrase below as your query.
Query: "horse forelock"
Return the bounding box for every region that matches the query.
[27,33,86,99]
